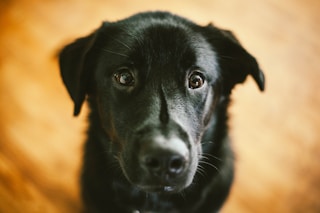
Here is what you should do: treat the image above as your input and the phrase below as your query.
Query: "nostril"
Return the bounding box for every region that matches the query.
[142,154,186,177]
[168,156,185,175]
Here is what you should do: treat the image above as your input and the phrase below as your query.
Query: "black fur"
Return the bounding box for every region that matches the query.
[59,11,265,213]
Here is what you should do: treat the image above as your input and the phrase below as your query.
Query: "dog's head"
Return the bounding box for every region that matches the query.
[59,12,264,193]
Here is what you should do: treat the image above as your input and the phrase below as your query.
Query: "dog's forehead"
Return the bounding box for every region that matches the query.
[120,21,197,61]
[129,22,214,70]
[98,13,219,82]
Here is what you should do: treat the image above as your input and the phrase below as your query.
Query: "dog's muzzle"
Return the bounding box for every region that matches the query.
[137,135,190,192]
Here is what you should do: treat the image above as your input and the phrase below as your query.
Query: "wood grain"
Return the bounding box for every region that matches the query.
[0,0,319,212]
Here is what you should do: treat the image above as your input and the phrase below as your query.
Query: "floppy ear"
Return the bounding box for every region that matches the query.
[59,31,98,116]
[204,24,265,93]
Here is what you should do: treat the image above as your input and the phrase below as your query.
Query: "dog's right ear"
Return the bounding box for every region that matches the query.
[59,31,98,116]
[202,24,265,94]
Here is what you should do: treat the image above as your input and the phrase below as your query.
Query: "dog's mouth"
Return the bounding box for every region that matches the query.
[121,161,197,194]
[119,155,194,194]
[137,184,179,193]
[121,163,189,193]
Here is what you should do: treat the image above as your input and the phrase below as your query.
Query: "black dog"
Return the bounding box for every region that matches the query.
[59,11,264,213]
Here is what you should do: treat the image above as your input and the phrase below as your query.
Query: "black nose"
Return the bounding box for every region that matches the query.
[143,152,186,177]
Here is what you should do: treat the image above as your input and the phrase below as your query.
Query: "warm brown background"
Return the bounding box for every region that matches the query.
[0,0,319,212]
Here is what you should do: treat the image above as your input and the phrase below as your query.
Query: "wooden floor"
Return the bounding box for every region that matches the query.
[0,0,319,212]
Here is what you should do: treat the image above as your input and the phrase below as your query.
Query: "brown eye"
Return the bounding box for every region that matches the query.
[114,68,135,86]
[188,72,205,89]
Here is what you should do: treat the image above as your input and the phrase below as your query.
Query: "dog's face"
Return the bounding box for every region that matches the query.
[93,19,220,192]
[59,12,264,193]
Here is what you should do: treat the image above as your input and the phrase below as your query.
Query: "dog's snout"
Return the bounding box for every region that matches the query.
[143,152,186,177]
[139,136,189,180]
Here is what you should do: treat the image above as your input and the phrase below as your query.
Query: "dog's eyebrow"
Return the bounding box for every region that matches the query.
[101,48,129,58]
[110,37,132,51]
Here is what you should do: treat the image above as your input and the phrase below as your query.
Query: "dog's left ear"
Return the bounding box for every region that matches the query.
[203,24,265,93]
[59,30,99,116]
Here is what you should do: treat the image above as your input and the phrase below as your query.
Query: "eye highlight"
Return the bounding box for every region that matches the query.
[188,71,205,89]
[113,67,135,87]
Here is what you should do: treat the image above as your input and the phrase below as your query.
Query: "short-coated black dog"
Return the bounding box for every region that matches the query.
[59,11,265,213]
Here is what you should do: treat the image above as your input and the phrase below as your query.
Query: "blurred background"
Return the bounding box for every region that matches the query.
[0,0,319,212]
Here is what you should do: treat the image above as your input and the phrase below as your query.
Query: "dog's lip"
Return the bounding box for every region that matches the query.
[138,184,178,193]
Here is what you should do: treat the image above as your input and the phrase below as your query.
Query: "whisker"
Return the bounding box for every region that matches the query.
[219,55,235,60]
[111,37,132,51]
[200,156,212,163]
[101,48,129,58]
[199,160,220,172]
[201,153,222,162]
[196,164,207,178]
[179,190,187,202]
[201,141,214,145]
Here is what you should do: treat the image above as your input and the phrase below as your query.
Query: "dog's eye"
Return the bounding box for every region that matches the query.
[188,72,205,89]
[114,68,135,86]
